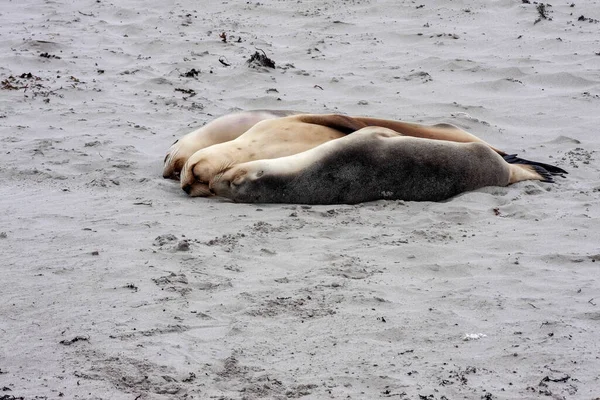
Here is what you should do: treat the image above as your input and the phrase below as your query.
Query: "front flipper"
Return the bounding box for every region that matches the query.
[294,114,369,134]
[353,117,506,155]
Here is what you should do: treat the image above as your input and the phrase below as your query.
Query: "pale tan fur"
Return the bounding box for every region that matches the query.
[180,115,347,196]
[163,110,298,179]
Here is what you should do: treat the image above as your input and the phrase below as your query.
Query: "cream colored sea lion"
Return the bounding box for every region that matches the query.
[210,127,565,205]
[179,114,368,197]
[162,109,301,179]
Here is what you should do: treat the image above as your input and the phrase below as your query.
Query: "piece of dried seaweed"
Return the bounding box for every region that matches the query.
[247,49,275,69]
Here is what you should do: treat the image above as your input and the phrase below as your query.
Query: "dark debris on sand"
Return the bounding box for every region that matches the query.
[534,3,552,24]
[180,68,200,78]
[247,50,276,69]
[59,336,89,345]
[578,15,599,23]
[39,52,61,59]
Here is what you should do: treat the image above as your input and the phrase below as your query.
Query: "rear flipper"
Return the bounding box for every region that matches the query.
[530,165,555,183]
[503,154,567,176]
[508,164,555,184]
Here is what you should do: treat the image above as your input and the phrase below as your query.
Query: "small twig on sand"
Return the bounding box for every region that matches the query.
[219,56,231,67]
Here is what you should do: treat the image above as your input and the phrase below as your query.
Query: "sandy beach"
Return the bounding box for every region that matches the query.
[1,0,600,399]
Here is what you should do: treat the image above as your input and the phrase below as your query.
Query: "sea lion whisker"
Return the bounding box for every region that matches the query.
[180,160,190,184]
[214,161,236,183]
[220,160,236,174]
[210,172,224,190]
[224,160,236,172]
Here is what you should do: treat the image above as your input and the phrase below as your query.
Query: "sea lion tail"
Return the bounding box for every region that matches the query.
[503,154,567,175]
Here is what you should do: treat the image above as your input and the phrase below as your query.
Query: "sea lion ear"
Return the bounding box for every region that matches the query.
[296,114,368,134]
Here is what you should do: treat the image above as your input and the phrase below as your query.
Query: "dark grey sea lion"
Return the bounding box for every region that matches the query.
[210,127,564,205]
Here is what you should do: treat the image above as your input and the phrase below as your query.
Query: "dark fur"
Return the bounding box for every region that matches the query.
[225,136,514,205]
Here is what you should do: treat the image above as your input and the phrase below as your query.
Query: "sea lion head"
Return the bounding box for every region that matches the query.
[180,147,234,197]
[210,161,275,203]
[163,139,190,180]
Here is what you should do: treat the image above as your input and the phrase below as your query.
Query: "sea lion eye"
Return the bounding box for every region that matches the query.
[256,170,264,178]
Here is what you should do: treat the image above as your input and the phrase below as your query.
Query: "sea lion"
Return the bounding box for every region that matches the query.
[209,127,565,205]
[179,114,368,197]
[162,109,301,179]
[352,117,506,155]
